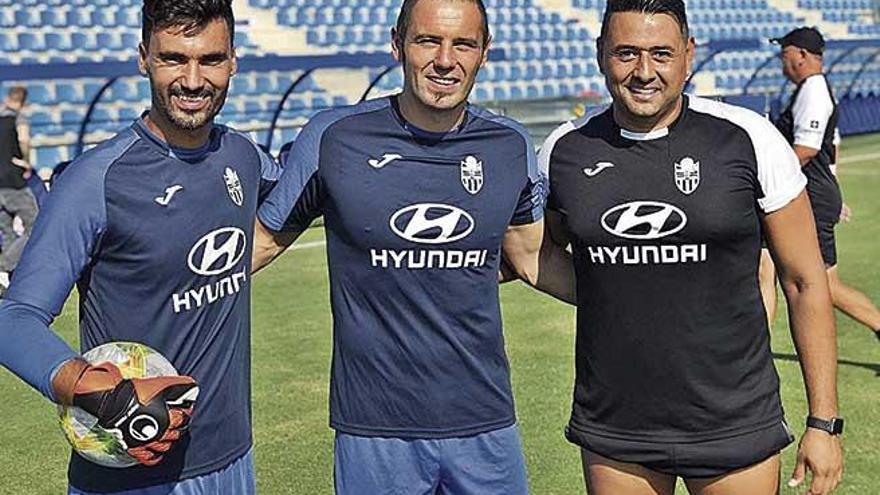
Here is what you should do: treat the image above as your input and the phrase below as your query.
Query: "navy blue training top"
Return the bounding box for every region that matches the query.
[0,118,279,492]
[259,96,545,438]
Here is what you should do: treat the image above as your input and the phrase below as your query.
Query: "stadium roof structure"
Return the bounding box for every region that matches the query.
[689,38,880,94]
[2,50,507,154]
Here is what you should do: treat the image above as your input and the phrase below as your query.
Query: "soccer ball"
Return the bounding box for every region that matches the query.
[58,341,178,468]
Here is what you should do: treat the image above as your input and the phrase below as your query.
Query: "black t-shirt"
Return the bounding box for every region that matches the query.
[0,107,26,189]
[774,74,841,225]
[540,95,807,442]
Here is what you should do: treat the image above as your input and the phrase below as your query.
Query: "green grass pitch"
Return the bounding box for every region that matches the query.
[0,134,878,494]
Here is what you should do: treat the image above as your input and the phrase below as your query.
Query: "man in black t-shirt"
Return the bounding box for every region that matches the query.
[772,27,880,343]
[0,86,37,294]
[523,1,844,494]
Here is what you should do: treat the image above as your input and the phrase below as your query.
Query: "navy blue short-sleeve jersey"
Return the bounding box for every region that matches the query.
[4,118,279,492]
[260,97,545,438]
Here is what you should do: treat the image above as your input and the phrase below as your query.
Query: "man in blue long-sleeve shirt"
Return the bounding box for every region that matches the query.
[0,1,279,493]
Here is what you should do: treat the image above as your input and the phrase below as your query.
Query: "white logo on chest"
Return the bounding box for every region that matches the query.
[583,161,614,177]
[601,201,687,240]
[674,157,700,195]
[390,203,474,245]
[460,155,484,194]
[368,153,402,169]
[187,227,247,276]
[224,168,243,207]
[155,185,183,206]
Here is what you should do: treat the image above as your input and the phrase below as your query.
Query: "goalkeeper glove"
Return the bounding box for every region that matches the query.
[57,359,199,466]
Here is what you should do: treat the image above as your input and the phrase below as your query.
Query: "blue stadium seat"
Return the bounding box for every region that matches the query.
[91,9,116,28]
[67,9,92,27]
[135,80,150,100]
[61,109,84,127]
[0,8,14,28]
[0,32,17,51]
[122,33,140,49]
[40,9,68,27]
[108,81,138,102]
[255,74,276,94]
[82,81,106,101]
[14,9,40,27]
[35,146,63,169]
[96,32,123,50]
[118,107,141,122]
[27,84,54,105]
[71,32,98,51]
[19,33,46,51]
[56,82,85,103]
[115,8,140,28]
[46,32,73,51]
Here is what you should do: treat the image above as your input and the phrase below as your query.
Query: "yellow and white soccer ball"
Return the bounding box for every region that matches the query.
[58,342,178,468]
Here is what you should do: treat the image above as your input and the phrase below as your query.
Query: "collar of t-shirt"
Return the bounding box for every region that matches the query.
[133,112,221,162]
[0,105,17,119]
[616,94,690,142]
[389,95,469,143]
[798,73,825,90]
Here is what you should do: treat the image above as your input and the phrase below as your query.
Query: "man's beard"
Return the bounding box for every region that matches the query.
[151,82,226,131]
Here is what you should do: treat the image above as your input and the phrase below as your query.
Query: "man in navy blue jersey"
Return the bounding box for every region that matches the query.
[0,0,279,493]
[254,0,571,493]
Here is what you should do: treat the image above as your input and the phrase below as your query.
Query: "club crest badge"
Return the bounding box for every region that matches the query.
[460,155,483,195]
[223,167,243,207]
[674,157,700,195]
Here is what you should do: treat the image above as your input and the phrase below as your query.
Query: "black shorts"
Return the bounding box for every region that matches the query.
[816,220,837,267]
[566,420,794,478]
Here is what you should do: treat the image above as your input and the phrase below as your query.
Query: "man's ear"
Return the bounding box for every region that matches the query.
[138,42,149,77]
[685,36,696,77]
[596,36,605,75]
[230,47,238,77]
[479,35,492,69]
[391,28,403,63]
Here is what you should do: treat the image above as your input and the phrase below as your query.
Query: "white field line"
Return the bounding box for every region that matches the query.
[290,240,326,251]
[840,151,880,165]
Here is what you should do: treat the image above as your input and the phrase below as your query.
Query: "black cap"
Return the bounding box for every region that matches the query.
[771,27,825,55]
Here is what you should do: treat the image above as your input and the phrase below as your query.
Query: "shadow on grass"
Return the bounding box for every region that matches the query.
[773,353,880,377]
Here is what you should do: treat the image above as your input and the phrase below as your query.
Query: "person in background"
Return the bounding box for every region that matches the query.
[774,27,880,343]
[0,86,37,295]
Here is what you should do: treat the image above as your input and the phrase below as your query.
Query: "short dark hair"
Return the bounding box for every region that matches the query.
[142,0,235,46]
[395,0,490,48]
[600,0,689,40]
[6,86,27,104]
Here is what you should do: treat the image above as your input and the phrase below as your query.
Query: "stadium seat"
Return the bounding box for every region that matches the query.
[71,32,98,51]
[18,33,46,51]
[27,84,54,105]
[46,33,73,52]
[0,33,17,51]
[0,8,14,28]
[35,146,63,169]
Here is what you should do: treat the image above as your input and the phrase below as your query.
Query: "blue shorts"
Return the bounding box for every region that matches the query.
[68,448,255,495]
[334,424,529,495]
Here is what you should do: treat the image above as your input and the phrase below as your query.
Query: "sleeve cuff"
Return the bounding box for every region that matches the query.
[257,208,283,233]
[759,173,808,213]
[793,134,823,151]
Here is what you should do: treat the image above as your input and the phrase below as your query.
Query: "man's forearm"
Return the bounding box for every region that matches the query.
[0,300,79,402]
[533,241,576,304]
[782,278,839,418]
[251,220,299,274]
[794,144,819,167]
[17,124,31,161]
